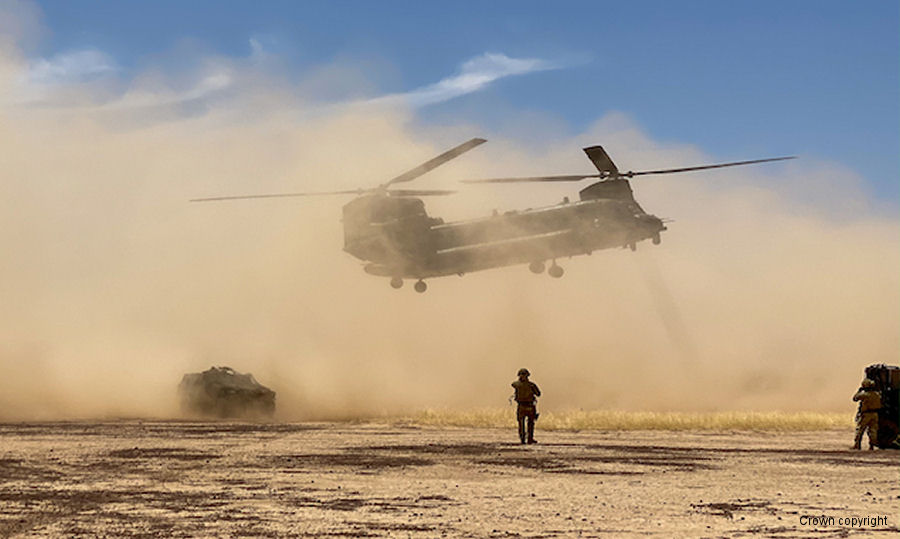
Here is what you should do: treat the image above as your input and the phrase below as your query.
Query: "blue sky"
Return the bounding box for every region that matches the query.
[20,1,900,202]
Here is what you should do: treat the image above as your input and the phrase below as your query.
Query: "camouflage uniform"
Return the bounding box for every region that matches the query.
[512,369,541,444]
[852,379,881,450]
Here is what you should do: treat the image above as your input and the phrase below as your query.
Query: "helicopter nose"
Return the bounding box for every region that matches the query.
[643,214,666,233]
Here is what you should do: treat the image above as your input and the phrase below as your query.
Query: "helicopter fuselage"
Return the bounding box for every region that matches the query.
[342,180,665,281]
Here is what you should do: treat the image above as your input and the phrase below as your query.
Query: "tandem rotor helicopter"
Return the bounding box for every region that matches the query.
[192,139,793,292]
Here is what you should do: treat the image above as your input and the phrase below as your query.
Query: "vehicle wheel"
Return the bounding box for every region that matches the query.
[414,280,427,293]
[652,234,661,245]
[390,277,403,289]
[529,261,545,274]
[548,264,564,278]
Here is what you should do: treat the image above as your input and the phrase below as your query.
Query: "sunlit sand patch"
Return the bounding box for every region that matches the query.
[401,408,851,431]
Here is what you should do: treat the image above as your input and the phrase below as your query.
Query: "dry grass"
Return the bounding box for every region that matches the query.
[400,408,851,431]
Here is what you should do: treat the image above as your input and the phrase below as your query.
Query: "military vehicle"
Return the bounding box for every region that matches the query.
[178,366,276,418]
[862,363,899,448]
[192,139,793,292]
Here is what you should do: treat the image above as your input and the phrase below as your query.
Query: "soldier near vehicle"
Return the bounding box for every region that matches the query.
[852,378,881,450]
[512,368,541,445]
[858,363,900,449]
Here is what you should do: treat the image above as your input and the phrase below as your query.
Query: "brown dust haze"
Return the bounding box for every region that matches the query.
[0,33,897,421]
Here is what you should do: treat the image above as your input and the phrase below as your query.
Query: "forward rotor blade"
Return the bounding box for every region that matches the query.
[384,138,487,186]
[388,189,457,197]
[624,156,796,177]
[190,189,368,202]
[461,174,602,184]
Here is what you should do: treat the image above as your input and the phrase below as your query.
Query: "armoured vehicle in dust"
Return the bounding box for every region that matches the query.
[863,363,899,448]
[178,366,276,418]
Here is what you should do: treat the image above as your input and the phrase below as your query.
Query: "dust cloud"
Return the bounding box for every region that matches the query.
[1,22,897,421]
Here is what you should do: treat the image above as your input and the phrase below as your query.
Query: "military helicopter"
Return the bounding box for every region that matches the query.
[192,139,793,292]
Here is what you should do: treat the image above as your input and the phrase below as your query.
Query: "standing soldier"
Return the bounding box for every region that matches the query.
[512,368,541,444]
[852,378,881,450]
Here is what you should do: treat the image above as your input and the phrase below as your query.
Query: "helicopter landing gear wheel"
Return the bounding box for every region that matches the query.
[390,277,403,289]
[629,242,637,251]
[414,280,427,293]
[529,261,545,274]
[548,263,564,279]
[652,234,661,245]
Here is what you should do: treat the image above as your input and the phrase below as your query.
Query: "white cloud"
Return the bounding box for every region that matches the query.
[26,48,116,85]
[101,70,234,110]
[11,48,559,122]
[249,37,265,59]
[365,52,560,108]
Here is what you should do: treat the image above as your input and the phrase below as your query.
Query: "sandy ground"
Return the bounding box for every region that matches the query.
[0,421,897,538]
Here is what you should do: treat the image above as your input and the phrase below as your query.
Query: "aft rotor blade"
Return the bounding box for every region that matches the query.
[624,156,796,178]
[388,189,457,197]
[190,189,367,202]
[384,138,487,187]
[461,174,602,184]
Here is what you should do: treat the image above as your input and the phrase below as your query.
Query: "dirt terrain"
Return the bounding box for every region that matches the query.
[0,421,896,538]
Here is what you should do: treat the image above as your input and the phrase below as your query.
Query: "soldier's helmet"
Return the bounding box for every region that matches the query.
[517,368,530,377]
[861,378,876,389]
